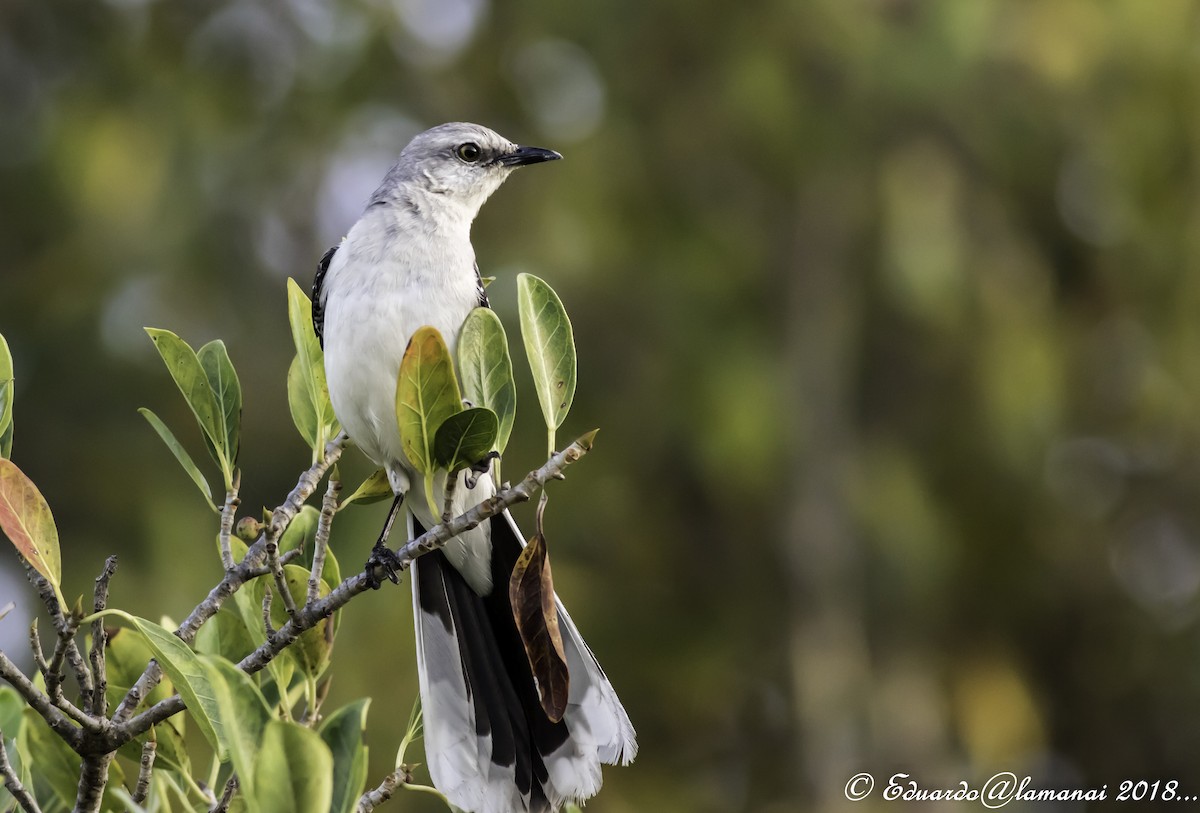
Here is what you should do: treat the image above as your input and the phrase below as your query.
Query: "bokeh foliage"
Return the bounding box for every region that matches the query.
[4,0,1200,810]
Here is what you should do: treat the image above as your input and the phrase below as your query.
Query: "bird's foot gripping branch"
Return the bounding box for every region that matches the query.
[0,273,601,813]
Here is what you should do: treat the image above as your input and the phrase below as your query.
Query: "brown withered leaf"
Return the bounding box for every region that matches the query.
[509,511,570,722]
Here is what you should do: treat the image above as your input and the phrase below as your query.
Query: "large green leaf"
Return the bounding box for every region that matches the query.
[145,328,228,474]
[286,279,339,460]
[319,699,371,813]
[517,274,577,454]
[105,626,177,715]
[251,721,334,813]
[396,326,463,515]
[198,340,242,471]
[0,458,61,594]
[458,307,517,454]
[109,611,226,761]
[139,408,214,505]
[203,655,272,803]
[433,407,499,474]
[0,332,13,458]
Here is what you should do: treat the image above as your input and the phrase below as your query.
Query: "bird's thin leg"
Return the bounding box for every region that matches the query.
[365,493,406,588]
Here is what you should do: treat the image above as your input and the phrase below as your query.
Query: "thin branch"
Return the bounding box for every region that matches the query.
[441,469,458,524]
[308,476,341,603]
[211,774,238,813]
[265,535,299,621]
[28,620,48,683]
[261,587,276,637]
[236,433,596,679]
[0,730,41,813]
[23,561,93,701]
[132,739,156,804]
[111,434,346,725]
[121,434,595,737]
[0,649,82,748]
[356,764,413,812]
[218,471,241,571]
[90,556,118,718]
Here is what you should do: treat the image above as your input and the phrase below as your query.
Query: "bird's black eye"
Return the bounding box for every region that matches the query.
[456,142,482,163]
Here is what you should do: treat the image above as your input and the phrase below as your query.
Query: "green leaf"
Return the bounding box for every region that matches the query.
[269,564,332,679]
[433,407,499,474]
[280,504,320,554]
[22,706,81,809]
[109,611,226,761]
[287,279,339,459]
[139,408,214,505]
[319,699,371,813]
[194,605,257,663]
[104,626,176,713]
[396,326,464,476]
[287,355,319,449]
[203,655,272,804]
[0,688,20,812]
[517,274,577,453]
[0,332,13,459]
[458,307,517,455]
[251,721,334,813]
[145,328,229,472]
[0,458,61,593]
[198,340,242,471]
[339,469,393,510]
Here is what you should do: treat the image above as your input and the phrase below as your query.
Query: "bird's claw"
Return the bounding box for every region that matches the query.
[365,543,404,589]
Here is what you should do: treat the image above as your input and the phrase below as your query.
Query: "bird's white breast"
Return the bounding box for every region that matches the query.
[321,205,480,482]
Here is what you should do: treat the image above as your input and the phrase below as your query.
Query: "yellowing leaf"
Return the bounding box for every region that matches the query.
[395,326,463,515]
[0,458,60,591]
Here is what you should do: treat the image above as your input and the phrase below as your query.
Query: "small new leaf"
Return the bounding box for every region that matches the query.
[517,274,577,455]
[339,469,393,510]
[508,523,569,722]
[433,407,499,474]
[458,307,517,455]
[0,458,61,595]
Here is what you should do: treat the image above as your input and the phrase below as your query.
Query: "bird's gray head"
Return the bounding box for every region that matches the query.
[373,122,561,221]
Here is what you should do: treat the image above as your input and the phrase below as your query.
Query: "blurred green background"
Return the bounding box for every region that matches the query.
[4,0,1200,810]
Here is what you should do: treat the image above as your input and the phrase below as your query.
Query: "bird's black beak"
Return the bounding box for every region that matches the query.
[497,145,563,167]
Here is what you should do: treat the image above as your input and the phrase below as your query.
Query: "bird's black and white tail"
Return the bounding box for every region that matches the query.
[411,511,637,813]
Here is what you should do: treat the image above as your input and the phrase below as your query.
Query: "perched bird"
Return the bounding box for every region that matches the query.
[313,122,636,813]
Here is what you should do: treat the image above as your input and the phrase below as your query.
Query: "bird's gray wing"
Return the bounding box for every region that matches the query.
[313,245,338,348]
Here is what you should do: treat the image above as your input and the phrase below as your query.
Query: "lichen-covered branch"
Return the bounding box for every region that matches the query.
[0,730,41,813]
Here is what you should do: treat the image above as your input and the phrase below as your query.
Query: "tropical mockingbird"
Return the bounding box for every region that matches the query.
[312,122,636,813]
